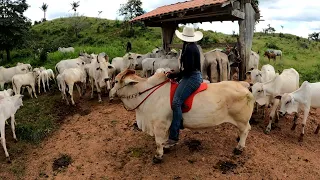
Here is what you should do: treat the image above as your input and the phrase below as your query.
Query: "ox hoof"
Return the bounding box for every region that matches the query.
[233,148,243,155]
[14,138,18,143]
[264,129,271,135]
[298,134,304,142]
[6,157,11,163]
[152,156,163,164]
[291,124,297,131]
[109,99,113,103]
[236,137,240,142]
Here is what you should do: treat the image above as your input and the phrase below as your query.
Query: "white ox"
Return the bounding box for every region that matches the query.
[0,94,23,163]
[248,51,260,70]
[87,55,113,102]
[109,69,254,163]
[252,68,299,133]
[58,47,75,53]
[12,70,40,98]
[246,64,276,85]
[60,67,86,105]
[0,89,14,97]
[55,58,86,74]
[0,64,31,90]
[278,81,320,142]
[111,53,139,75]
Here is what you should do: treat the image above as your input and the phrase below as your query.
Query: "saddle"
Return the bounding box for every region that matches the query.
[170,82,208,113]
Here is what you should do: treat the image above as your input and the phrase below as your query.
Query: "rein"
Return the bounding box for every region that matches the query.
[118,79,170,111]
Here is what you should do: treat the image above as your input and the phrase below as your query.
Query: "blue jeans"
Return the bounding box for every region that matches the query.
[169,71,202,141]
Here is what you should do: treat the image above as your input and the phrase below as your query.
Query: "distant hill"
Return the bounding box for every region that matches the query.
[4,16,320,82]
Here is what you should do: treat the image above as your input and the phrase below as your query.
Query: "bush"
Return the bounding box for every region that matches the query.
[265,42,280,49]
[39,49,48,63]
[11,49,33,59]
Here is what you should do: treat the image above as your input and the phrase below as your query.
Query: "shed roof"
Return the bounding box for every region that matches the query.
[131,0,228,22]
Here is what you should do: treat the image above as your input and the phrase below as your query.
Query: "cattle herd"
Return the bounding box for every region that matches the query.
[0,45,318,164]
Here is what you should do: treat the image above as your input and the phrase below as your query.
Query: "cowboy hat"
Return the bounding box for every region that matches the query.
[175,26,203,42]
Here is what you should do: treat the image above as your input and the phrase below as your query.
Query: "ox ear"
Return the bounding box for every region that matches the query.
[124,78,139,86]
[96,56,100,63]
[108,65,114,69]
[120,69,136,80]
[275,95,282,100]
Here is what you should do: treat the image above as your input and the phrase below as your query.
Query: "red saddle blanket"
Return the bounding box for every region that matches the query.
[170,82,208,113]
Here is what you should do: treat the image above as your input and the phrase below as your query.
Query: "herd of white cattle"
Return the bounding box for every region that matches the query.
[0,44,319,162]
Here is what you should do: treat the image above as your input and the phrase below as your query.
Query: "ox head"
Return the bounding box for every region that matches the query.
[246,69,262,85]
[277,93,298,117]
[109,69,138,101]
[94,56,112,90]
[125,53,139,69]
[251,82,268,105]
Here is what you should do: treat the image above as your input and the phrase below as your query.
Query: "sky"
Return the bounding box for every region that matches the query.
[24,0,320,38]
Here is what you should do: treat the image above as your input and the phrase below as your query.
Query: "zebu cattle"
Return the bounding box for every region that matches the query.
[202,50,230,82]
[109,69,254,163]
[252,68,299,133]
[111,53,139,74]
[87,55,113,102]
[60,66,86,105]
[12,70,41,98]
[0,95,23,163]
[0,64,30,90]
[278,81,320,142]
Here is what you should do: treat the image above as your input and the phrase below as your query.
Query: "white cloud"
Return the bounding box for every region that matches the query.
[24,0,320,38]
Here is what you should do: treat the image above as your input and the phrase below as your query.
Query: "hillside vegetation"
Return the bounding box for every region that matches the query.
[2,16,320,82]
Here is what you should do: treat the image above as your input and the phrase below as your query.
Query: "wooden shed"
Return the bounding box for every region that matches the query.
[130,0,260,80]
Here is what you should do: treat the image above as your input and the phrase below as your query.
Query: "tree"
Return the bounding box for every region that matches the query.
[71,1,80,14]
[118,0,145,21]
[308,32,320,41]
[98,11,103,18]
[40,2,48,21]
[0,0,31,61]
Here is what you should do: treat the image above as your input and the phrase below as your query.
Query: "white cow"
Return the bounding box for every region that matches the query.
[39,69,55,93]
[55,58,86,74]
[152,58,180,75]
[56,74,66,100]
[252,68,299,133]
[246,64,276,116]
[248,51,260,70]
[109,69,254,163]
[278,81,320,142]
[60,67,86,105]
[0,94,24,163]
[0,65,30,90]
[111,53,139,74]
[88,55,113,102]
[0,89,14,97]
[58,47,75,53]
[12,70,40,98]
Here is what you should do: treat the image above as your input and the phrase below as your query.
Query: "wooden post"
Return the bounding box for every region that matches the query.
[238,0,246,80]
[238,0,255,80]
[161,23,178,52]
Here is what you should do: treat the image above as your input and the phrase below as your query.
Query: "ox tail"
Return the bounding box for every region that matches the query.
[217,59,223,82]
[227,60,231,80]
[151,60,156,76]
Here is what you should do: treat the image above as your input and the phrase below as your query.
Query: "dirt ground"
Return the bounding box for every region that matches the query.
[2,91,320,179]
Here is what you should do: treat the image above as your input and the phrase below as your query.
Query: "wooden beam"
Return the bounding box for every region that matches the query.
[168,42,237,49]
[153,10,231,23]
[231,9,245,19]
[238,0,246,81]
